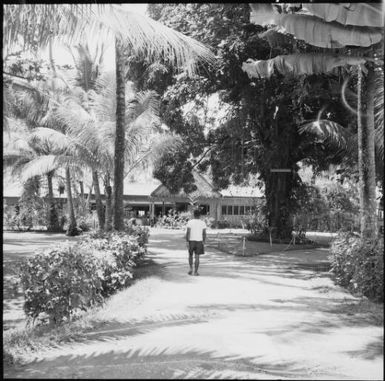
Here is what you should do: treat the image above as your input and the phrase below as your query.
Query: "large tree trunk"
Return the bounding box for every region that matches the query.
[104,173,113,231]
[113,37,126,231]
[358,64,378,239]
[92,170,105,230]
[265,171,294,241]
[46,171,59,232]
[262,106,296,241]
[65,167,78,236]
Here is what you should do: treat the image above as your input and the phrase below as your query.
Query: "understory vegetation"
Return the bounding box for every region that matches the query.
[4,226,149,364]
[15,226,149,326]
[330,233,384,303]
[155,209,215,229]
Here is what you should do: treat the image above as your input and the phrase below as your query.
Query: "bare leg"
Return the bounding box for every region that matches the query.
[188,252,193,274]
[194,253,200,275]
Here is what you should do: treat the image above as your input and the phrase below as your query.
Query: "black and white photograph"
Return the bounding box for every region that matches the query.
[3,2,384,379]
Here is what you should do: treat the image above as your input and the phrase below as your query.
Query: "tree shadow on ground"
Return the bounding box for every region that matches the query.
[344,338,383,360]
[3,345,333,379]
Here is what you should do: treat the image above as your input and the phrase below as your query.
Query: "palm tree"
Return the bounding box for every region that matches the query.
[3,128,67,232]
[242,3,383,239]
[66,43,106,229]
[55,70,180,231]
[4,4,215,231]
[4,80,64,231]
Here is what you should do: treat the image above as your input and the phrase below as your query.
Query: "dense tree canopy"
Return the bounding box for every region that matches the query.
[145,3,358,239]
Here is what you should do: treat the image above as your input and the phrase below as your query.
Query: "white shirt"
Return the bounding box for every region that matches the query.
[186,219,207,241]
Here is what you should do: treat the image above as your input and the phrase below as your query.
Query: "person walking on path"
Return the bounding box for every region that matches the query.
[185,209,207,276]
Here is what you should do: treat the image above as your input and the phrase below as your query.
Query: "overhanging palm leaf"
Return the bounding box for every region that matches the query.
[299,119,353,149]
[4,4,215,74]
[67,43,105,91]
[17,155,58,183]
[125,133,183,177]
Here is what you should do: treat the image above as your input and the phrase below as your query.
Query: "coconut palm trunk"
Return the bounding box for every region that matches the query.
[46,171,59,232]
[65,167,78,236]
[358,65,378,239]
[113,37,126,231]
[92,170,105,230]
[104,173,113,231]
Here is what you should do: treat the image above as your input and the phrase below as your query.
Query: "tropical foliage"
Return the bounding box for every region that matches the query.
[330,233,384,302]
[4,3,215,232]
[243,3,383,239]
[20,226,148,326]
[4,42,181,234]
[145,3,362,239]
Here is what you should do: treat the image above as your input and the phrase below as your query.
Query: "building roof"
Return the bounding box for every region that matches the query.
[3,170,264,201]
[122,179,161,196]
[220,184,264,198]
[151,171,221,200]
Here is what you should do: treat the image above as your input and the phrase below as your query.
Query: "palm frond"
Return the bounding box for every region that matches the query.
[29,127,71,153]
[67,43,105,91]
[4,4,215,74]
[299,119,353,148]
[3,4,109,55]
[10,136,35,154]
[19,155,59,182]
[299,119,358,160]
[125,133,182,176]
[100,5,216,74]
[3,152,27,168]
[132,90,160,120]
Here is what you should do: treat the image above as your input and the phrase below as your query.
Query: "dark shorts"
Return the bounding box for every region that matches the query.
[188,241,205,255]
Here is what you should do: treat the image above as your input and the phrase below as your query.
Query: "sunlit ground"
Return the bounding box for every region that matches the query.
[3,228,383,379]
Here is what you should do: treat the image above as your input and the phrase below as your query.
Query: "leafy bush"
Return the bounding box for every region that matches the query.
[156,209,191,229]
[211,220,231,229]
[123,224,150,246]
[3,203,49,231]
[20,228,150,326]
[20,243,104,325]
[244,211,268,235]
[203,216,215,228]
[78,231,147,297]
[330,233,384,302]
[77,214,94,232]
[293,182,360,232]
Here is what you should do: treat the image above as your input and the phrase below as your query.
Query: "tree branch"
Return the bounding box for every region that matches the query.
[191,146,214,169]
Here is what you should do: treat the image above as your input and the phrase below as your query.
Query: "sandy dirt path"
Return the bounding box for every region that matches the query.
[4,229,383,379]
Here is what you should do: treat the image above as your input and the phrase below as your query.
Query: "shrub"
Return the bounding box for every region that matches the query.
[211,220,231,229]
[203,216,215,228]
[156,209,191,229]
[79,231,147,297]
[330,233,384,302]
[77,214,94,232]
[123,224,150,246]
[20,243,104,326]
[19,228,150,327]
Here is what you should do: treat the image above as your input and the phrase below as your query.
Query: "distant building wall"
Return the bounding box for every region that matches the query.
[217,197,263,225]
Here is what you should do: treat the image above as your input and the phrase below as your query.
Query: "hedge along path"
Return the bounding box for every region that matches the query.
[3,228,148,331]
[3,232,82,332]
[4,228,383,379]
